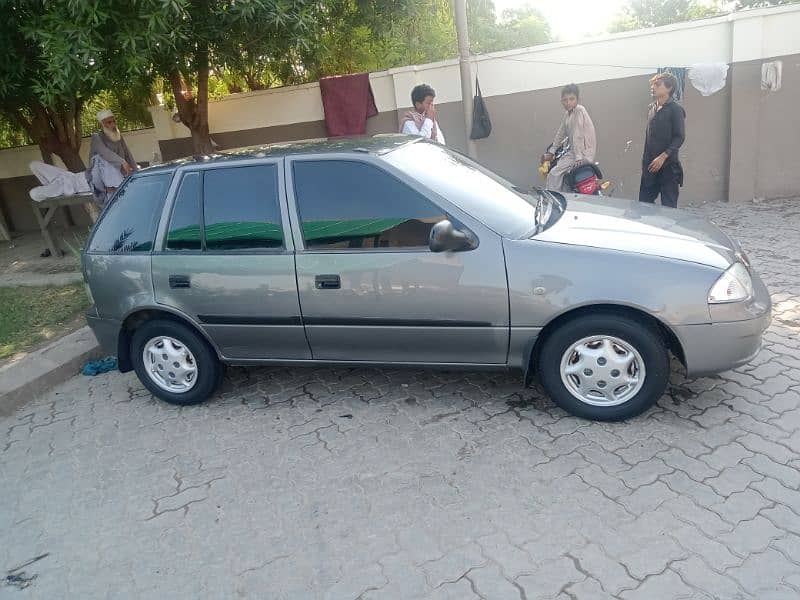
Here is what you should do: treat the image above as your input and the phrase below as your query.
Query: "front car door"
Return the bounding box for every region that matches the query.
[151,160,310,360]
[286,156,509,365]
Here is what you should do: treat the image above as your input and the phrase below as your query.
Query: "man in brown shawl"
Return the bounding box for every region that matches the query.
[543,84,597,192]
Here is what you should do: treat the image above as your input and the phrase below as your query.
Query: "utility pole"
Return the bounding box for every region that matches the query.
[454,0,478,159]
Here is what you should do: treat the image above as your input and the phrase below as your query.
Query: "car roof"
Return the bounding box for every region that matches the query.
[139,134,422,174]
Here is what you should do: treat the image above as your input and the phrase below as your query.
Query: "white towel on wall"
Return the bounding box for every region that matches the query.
[688,63,729,96]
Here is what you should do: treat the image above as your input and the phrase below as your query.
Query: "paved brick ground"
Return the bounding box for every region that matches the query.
[2,199,800,599]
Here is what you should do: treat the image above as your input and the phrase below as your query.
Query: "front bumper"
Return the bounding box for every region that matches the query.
[86,311,121,356]
[675,272,771,376]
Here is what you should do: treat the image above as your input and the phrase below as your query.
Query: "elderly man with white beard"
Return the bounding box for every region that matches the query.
[87,108,138,203]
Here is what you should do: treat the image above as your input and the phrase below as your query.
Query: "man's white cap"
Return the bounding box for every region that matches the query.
[97,109,114,122]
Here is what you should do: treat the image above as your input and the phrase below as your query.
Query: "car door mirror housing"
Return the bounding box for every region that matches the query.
[429,219,478,252]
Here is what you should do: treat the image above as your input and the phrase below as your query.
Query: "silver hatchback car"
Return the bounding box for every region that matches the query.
[82,136,771,421]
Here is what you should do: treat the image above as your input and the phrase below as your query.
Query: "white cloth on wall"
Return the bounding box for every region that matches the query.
[28,161,91,201]
[687,63,729,96]
[761,60,782,92]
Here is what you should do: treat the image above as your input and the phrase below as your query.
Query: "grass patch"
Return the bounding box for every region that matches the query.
[0,283,90,360]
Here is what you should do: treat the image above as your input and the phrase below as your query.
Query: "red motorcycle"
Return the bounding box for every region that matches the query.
[541,141,611,196]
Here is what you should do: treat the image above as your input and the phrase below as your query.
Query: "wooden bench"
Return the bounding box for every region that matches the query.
[30,193,98,257]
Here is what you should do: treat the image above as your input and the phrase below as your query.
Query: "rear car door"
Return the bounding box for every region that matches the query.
[287,156,509,365]
[151,160,310,360]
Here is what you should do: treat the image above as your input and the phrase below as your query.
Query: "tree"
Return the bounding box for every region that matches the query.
[300,0,552,79]
[492,4,551,51]
[0,1,180,169]
[609,0,719,32]
[732,0,798,6]
[297,0,458,79]
[147,1,318,155]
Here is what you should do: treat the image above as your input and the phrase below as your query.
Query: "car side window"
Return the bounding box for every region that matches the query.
[202,164,283,251]
[292,160,446,250]
[165,172,202,251]
[88,173,172,253]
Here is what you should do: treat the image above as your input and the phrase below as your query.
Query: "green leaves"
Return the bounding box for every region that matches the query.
[0,0,186,110]
[608,0,730,33]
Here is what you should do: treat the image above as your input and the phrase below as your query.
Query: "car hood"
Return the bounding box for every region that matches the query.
[533,194,738,269]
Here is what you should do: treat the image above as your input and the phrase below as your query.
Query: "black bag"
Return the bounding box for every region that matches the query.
[469,78,492,140]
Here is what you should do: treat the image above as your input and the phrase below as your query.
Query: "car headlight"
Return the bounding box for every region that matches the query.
[708,262,753,304]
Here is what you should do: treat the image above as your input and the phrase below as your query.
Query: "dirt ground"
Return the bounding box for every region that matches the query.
[0,226,89,276]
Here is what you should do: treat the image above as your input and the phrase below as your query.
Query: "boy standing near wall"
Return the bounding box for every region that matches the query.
[400,84,446,145]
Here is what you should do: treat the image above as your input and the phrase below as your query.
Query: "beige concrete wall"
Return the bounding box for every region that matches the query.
[730,55,800,201]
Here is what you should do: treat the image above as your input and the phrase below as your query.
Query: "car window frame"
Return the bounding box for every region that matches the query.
[284,154,479,254]
[153,158,294,256]
[163,170,204,252]
[84,170,175,256]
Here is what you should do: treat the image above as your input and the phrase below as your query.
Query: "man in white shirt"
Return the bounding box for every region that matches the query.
[400,84,446,145]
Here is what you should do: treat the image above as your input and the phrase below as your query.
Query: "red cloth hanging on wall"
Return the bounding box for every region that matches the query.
[319,73,379,137]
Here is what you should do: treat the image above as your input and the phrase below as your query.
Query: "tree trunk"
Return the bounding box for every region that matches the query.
[51,141,85,172]
[190,124,213,155]
[20,104,87,172]
[38,146,54,165]
[168,46,215,157]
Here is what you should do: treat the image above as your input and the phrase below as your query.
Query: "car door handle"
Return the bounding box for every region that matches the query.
[169,274,191,289]
[315,274,341,290]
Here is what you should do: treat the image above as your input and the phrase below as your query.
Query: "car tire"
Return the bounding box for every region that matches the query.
[537,313,669,421]
[130,319,222,406]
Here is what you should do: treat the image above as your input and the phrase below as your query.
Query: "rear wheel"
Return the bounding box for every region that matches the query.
[130,319,222,406]
[537,314,669,421]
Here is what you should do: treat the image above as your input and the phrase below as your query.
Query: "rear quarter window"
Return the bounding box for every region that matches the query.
[88,173,173,253]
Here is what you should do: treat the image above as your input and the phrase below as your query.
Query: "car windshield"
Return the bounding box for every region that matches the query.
[383,140,563,238]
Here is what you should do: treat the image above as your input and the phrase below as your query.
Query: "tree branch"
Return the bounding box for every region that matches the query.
[168,69,194,126]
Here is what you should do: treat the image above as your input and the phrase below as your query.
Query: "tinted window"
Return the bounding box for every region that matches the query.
[88,173,172,253]
[384,142,538,239]
[165,172,201,251]
[293,160,446,249]
[203,165,283,251]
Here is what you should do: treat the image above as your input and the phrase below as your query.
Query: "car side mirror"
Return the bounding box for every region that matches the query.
[429,219,478,253]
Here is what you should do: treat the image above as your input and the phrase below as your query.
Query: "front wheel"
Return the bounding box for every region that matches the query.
[130,319,222,406]
[537,314,669,421]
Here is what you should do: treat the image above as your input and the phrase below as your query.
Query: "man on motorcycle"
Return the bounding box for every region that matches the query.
[542,84,597,192]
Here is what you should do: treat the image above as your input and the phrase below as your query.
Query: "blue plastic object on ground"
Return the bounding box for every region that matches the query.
[82,357,118,376]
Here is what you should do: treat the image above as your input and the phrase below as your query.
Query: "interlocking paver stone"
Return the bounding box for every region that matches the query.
[772,533,800,565]
[616,534,686,579]
[3,200,800,598]
[700,442,754,471]
[618,568,694,599]
[669,524,743,571]
[661,448,720,480]
[468,563,525,600]
[516,556,585,599]
[718,515,785,556]
[710,489,773,525]
[729,548,800,595]
[619,481,677,515]
[762,504,800,536]
[670,557,752,599]
[705,464,765,496]
[571,543,638,595]
[753,477,800,511]
[559,576,618,600]
[738,433,796,465]
[745,454,800,489]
